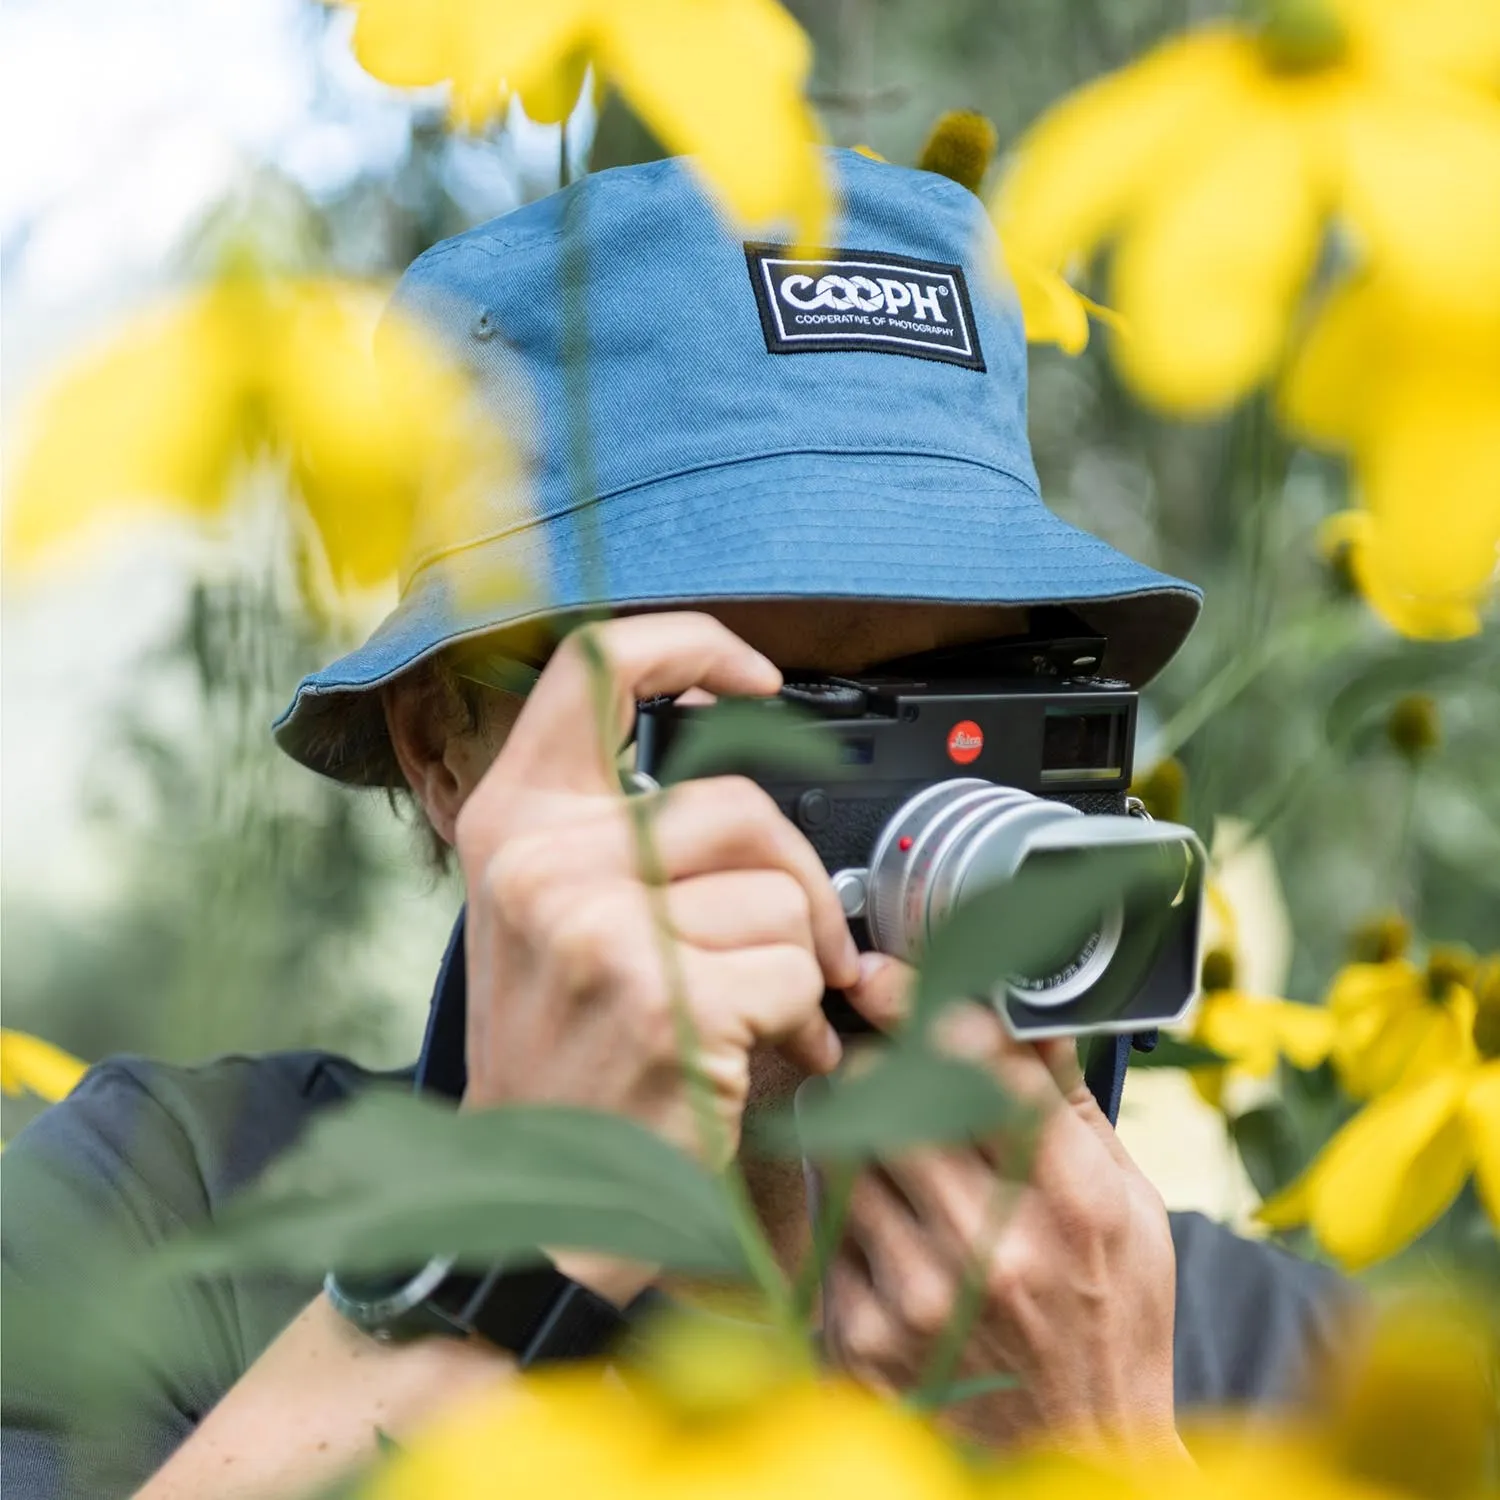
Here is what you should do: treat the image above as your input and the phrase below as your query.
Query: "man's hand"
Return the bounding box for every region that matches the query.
[455,613,856,1168]
[821,955,1179,1455]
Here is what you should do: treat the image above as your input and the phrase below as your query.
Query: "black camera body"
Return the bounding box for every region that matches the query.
[634,615,1203,1041]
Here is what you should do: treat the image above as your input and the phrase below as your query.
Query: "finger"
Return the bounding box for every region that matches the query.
[841,951,915,1034]
[498,779,859,987]
[880,1148,1011,1252]
[665,870,813,954]
[681,942,841,1076]
[498,614,781,794]
[932,1003,1064,1109]
[843,1171,957,1340]
[824,1257,906,1381]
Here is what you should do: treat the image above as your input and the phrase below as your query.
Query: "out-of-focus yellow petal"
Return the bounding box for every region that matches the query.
[1306,1071,1472,1269]
[1258,1166,1315,1230]
[1356,380,1500,605]
[364,1362,975,1500]
[1002,248,1091,353]
[1339,92,1500,326]
[0,1030,89,1103]
[5,291,253,562]
[347,0,589,130]
[1341,0,1500,94]
[1322,512,1488,639]
[994,28,1254,270]
[598,0,828,247]
[1110,103,1324,412]
[1194,991,1324,1077]
[1464,1063,1500,1230]
[273,284,514,591]
[517,49,589,125]
[1281,280,1380,448]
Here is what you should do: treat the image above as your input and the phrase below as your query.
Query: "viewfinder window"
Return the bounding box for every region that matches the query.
[1041,709,1123,782]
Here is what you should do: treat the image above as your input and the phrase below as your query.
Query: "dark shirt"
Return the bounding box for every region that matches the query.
[2,1052,1358,1499]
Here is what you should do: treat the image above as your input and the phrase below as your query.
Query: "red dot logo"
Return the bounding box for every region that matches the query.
[946,719,984,765]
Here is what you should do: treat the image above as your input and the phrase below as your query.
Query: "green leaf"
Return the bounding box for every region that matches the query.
[157,1090,746,1279]
[1126,1034,1228,1069]
[657,698,844,787]
[911,843,1183,1028]
[905,1369,1022,1412]
[1230,1104,1305,1199]
[753,1041,1036,1162]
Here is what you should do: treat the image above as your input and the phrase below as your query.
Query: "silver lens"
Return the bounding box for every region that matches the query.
[864,779,1125,1010]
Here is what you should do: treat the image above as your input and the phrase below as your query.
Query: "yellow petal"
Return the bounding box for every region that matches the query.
[1002,247,1091,353]
[1306,1071,1473,1269]
[1355,378,1500,607]
[1464,1063,1500,1232]
[1269,998,1338,1071]
[1280,279,1381,448]
[0,1030,89,1103]
[1338,91,1500,328]
[272,283,512,590]
[598,0,829,246]
[349,0,589,130]
[366,1365,975,1500]
[1341,0,1500,94]
[1321,512,1487,639]
[515,47,588,125]
[5,290,254,563]
[1110,100,1324,413]
[1258,1166,1315,1230]
[994,28,1255,271]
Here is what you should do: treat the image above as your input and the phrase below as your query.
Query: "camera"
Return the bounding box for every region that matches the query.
[633,612,1205,1040]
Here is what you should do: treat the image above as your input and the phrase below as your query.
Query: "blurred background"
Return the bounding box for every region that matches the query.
[4,0,1498,1231]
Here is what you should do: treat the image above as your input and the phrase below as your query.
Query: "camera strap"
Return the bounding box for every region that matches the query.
[1084,1030,1157,1127]
[415,907,470,1100]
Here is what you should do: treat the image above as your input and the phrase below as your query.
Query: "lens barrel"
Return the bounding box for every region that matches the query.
[864,774,1200,1032]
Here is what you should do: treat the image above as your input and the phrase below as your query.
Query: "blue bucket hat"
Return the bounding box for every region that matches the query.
[275,149,1200,784]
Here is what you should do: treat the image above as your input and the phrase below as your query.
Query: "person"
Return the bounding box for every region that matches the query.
[1,151,1355,1500]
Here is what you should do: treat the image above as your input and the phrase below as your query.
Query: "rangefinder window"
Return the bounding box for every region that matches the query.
[1040,708,1124,783]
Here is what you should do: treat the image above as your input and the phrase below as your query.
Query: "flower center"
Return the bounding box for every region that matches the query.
[1424,947,1477,1003]
[1348,912,1410,964]
[1473,964,1500,1061]
[1254,0,1347,72]
[1201,947,1237,993]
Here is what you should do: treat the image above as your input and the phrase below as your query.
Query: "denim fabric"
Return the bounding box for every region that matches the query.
[275,151,1201,779]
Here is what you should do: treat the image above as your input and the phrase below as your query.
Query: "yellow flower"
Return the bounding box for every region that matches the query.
[1286,275,1500,639]
[6,275,503,595]
[1326,952,1475,1100]
[993,3,1500,414]
[340,0,829,247]
[1186,951,1335,1111]
[0,1030,88,1103]
[363,1318,973,1500]
[1260,984,1500,1268]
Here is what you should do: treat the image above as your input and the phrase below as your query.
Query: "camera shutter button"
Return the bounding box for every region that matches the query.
[796,789,832,828]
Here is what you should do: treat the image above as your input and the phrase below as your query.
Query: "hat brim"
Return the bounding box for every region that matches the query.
[275,452,1200,783]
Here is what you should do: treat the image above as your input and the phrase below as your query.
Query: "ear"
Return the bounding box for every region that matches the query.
[383,672,491,848]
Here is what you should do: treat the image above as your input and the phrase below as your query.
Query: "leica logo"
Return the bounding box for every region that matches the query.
[947,720,984,765]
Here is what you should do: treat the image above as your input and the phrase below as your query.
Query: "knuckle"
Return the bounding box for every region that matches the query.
[546,889,640,988]
[898,1272,954,1338]
[984,1247,1031,1310]
[713,774,782,829]
[482,839,548,921]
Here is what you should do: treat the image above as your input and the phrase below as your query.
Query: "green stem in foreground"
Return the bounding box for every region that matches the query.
[625,791,799,1340]
[559,192,795,1336]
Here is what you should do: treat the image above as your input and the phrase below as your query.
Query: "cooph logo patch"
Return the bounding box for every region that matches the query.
[745,244,985,371]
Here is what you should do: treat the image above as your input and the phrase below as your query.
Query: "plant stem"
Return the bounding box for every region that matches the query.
[559,196,795,1337]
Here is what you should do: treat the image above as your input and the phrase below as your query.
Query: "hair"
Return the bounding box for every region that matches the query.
[299,652,505,872]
